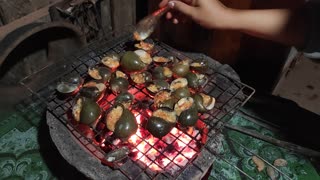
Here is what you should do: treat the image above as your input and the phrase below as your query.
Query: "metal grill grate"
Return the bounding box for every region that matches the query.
[44,33,255,179]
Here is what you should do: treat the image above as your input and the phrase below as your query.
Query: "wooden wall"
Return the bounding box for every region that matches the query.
[110,0,136,33]
[0,0,136,41]
[0,0,62,40]
[0,0,57,25]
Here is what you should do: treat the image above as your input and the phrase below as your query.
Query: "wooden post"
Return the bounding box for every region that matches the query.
[0,0,62,40]
[0,0,52,25]
[100,0,112,36]
[0,0,35,24]
[0,17,3,26]
[110,0,136,35]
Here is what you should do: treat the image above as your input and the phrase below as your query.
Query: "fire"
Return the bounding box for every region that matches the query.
[127,115,202,174]
[95,91,206,175]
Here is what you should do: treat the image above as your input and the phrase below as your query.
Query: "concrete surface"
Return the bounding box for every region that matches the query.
[273,53,320,115]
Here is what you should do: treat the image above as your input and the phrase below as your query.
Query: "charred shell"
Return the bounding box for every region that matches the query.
[172,60,190,77]
[120,51,147,73]
[146,109,177,138]
[101,53,120,70]
[152,66,173,80]
[106,104,138,138]
[72,97,102,126]
[110,77,129,94]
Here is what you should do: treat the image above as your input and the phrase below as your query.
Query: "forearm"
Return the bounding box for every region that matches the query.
[228,8,307,47]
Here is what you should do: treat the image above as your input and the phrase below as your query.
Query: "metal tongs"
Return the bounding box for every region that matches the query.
[133,6,170,41]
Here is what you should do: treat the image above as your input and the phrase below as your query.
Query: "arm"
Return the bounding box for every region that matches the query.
[230,8,307,47]
[161,0,308,47]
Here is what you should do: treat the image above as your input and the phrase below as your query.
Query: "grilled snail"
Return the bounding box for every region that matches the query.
[101,53,120,71]
[72,97,102,127]
[146,108,177,138]
[88,66,112,83]
[120,51,147,73]
[106,104,138,138]
[172,60,190,77]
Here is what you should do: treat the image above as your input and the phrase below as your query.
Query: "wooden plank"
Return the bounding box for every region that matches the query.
[0,17,3,26]
[30,0,50,10]
[0,0,35,24]
[0,0,63,40]
[0,6,4,26]
[110,0,136,35]
[100,0,112,35]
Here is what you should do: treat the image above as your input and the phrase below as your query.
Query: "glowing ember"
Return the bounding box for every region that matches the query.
[162,134,175,144]
[150,163,162,171]
[182,147,197,159]
[146,148,160,160]
[134,113,143,124]
[159,157,171,167]
[173,154,188,167]
[127,115,203,174]
[137,141,151,153]
[128,134,141,145]
[179,133,192,144]
[164,150,178,161]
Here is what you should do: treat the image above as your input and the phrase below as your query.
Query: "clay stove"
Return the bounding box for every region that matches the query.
[44,32,254,179]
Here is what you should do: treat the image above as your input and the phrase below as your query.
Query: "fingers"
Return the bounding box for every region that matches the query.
[182,0,195,5]
[159,0,195,8]
[159,0,169,8]
[166,12,173,19]
[168,1,196,19]
[173,18,179,24]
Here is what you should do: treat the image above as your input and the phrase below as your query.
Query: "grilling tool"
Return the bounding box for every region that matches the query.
[133,6,170,41]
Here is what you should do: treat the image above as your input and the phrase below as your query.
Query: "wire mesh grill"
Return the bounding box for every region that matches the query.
[45,33,255,179]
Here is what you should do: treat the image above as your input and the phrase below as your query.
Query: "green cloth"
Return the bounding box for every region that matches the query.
[0,99,86,180]
[209,114,320,180]
[0,99,319,179]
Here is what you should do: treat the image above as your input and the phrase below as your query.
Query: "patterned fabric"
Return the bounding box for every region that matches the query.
[209,114,320,180]
[0,109,54,180]
[0,101,319,179]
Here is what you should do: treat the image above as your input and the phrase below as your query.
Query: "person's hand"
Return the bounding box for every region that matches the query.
[159,0,235,29]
